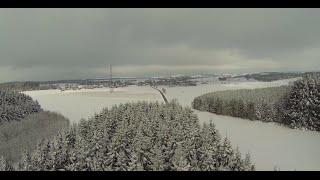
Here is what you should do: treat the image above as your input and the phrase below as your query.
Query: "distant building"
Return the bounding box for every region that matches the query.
[218,77,227,81]
[218,75,232,81]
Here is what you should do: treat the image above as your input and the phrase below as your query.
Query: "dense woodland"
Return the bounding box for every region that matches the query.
[193,74,320,131]
[0,90,42,124]
[192,86,290,122]
[0,90,69,168]
[284,74,320,130]
[0,101,254,171]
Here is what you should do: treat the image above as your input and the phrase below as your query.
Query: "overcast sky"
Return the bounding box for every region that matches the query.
[0,8,320,82]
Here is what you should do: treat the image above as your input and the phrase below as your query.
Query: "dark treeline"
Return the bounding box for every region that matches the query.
[0,90,42,124]
[193,74,320,131]
[234,71,320,82]
[0,82,41,92]
[2,101,254,171]
[192,86,290,122]
[234,72,304,82]
[0,82,61,92]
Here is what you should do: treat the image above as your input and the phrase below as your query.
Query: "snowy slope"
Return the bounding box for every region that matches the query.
[23,77,320,171]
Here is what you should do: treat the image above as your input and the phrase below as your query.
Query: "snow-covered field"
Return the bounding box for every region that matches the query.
[24,86,163,123]
[23,77,320,171]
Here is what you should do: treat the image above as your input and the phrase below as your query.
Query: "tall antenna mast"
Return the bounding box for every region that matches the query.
[109,64,114,93]
[110,64,112,83]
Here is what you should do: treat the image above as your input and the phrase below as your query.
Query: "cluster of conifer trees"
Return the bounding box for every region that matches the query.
[283,74,320,130]
[0,90,69,168]
[192,86,290,122]
[0,90,42,123]
[1,101,254,171]
[193,74,320,131]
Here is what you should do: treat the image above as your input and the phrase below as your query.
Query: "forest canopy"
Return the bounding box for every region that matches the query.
[0,90,70,168]
[0,90,42,124]
[10,101,255,171]
[192,74,320,131]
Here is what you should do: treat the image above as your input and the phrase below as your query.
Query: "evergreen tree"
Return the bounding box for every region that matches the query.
[31,140,53,171]
[243,152,255,171]
[284,74,320,131]
[216,137,234,170]
[0,156,10,171]
[246,102,256,120]
[229,147,244,171]
[18,150,32,171]
[0,90,42,123]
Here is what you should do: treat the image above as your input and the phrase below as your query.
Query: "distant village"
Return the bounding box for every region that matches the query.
[49,75,199,92]
[0,71,308,92]
[52,74,236,91]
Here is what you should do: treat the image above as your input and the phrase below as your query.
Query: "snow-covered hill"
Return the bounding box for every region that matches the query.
[23,77,320,171]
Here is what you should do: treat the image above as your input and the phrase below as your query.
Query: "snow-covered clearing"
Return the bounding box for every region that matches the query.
[23,77,320,171]
[24,86,163,124]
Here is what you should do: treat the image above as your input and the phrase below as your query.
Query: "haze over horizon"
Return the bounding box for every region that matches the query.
[0,8,320,82]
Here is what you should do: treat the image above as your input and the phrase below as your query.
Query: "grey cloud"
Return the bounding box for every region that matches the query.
[0,8,320,82]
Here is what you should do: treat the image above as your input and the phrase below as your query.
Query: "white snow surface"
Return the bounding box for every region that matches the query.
[24,86,163,124]
[23,77,320,171]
